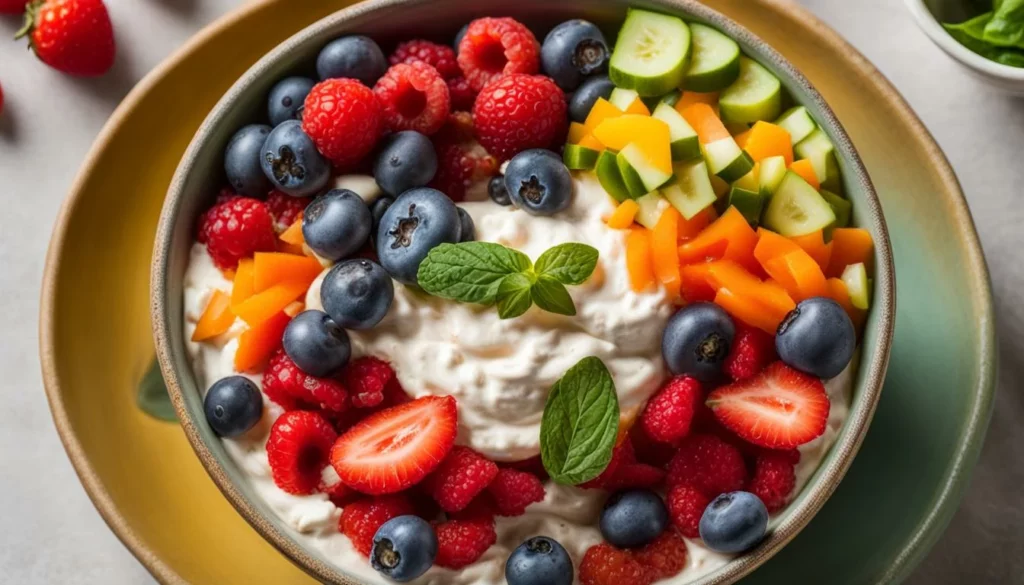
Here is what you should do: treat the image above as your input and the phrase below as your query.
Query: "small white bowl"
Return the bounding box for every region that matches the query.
[904,0,1024,93]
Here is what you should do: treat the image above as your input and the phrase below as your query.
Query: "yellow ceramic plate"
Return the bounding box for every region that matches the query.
[39,0,995,584]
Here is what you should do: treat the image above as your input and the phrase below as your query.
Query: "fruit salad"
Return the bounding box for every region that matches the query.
[184,8,875,585]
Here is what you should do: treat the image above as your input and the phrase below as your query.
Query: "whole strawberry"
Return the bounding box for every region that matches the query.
[0,0,27,14]
[17,0,115,77]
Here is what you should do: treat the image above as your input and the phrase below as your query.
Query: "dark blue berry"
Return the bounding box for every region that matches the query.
[599,490,669,549]
[569,75,614,123]
[505,537,573,585]
[374,131,438,197]
[320,259,394,330]
[316,35,387,85]
[699,491,768,553]
[224,124,272,197]
[260,120,331,197]
[662,302,735,382]
[504,150,573,216]
[302,189,373,261]
[457,208,475,242]
[776,297,855,379]
[371,196,394,235]
[376,187,462,285]
[204,376,263,438]
[488,175,512,206]
[454,23,469,52]
[371,515,437,582]
[282,310,351,377]
[267,76,316,126]
[541,20,609,92]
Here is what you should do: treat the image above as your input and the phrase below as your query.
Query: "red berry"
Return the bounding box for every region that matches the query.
[265,190,310,233]
[319,468,360,507]
[330,395,458,494]
[579,543,651,585]
[423,446,499,513]
[373,61,450,135]
[472,73,567,161]
[433,515,497,569]
[200,197,276,270]
[634,531,689,581]
[724,321,778,381]
[302,78,383,168]
[341,356,395,409]
[666,484,710,538]
[451,492,498,524]
[340,494,414,556]
[18,0,115,77]
[446,76,477,111]
[602,462,666,492]
[390,39,460,79]
[487,468,545,516]
[504,455,548,480]
[640,376,703,443]
[629,425,677,468]
[457,17,540,91]
[748,451,797,512]
[707,361,830,449]
[429,112,498,201]
[197,188,243,244]
[0,0,26,14]
[263,349,348,412]
[267,411,338,495]
[666,433,748,498]
[580,438,634,489]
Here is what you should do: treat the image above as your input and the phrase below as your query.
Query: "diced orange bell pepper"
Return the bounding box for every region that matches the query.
[753,228,801,268]
[606,199,640,229]
[735,129,752,149]
[583,98,625,135]
[826,277,867,332]
[234,311,291,372]
[191,290,234,342]
[790,230,832,272]
[252,252,323,293]
[826,228,874,278]
[231,258,256,308]
[678,207,758,270]
[763,249,828,301]
[626,229,656,293]
[232,279,309,326]
[680,262,716,303]
[680,103,730,144]
[714,287,788,334]
[789,159,820,190]
[744,121,794,165]
[568,121,589,144]
[701,260,796,317]
[677,207,715,242]
[650,207,681,300]
[280,216,305,246]
[578,134,605,152]
[675,92,720,117]
[623,97,651,116]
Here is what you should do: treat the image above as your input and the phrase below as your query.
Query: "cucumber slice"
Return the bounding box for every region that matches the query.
[652,102,701,161]
[732,166,758,192]
[619,143,673,194]
[647,88,683,109]
[820,189,851,228]
[841,262,870,310]
[774,106,817,145]
[616,150,648,197]
[609,88,642,111]
[763,171,836,236]
[563,144,600,170]
[662,159,717,219]
[794,128,843,193]
[685,23,742,92]
[596,151,631,202]
[728,186,764,226]
[634,191,670,229]
[610,9,691,97]
[704,137,754,182]
[758,155,787,197]
[719,57,783,124]
[710,172,730,198]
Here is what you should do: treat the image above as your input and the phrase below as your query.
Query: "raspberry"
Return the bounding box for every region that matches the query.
[197,188,242,244]
[446,76,477,111]
[319,466,360,507]
[266,411,338,495]
[302,78,383,168]
[433,516,497,569]
[666,484,710,538]
[748,451,797,512]
[457,17,540,91]
[602,462,666,492]
[473,74,567,161]
[580,439,634,489]
[263,349,349,412]
[373,61,451,135]
[579,543,651,585]
[640,376,703,443]
[390,39,460,79]
[423,446,499,513]
[629,425,678,468]
[451,492,498,524]
[339,494,414,556]
[265,190,310,233]
[724,321,778,381]
[504,455,548,480]
[200,197,276,270]
[341,356,395,408]
[634,531,689,580]
[666,434,748,497]
[430,112,498,201]
[487,468,545,516]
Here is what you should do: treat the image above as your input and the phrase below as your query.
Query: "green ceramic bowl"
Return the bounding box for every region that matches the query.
[152,0,895,583]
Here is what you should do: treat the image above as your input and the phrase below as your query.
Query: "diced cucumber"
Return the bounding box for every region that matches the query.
[774,106,817,144]
[763,171,836,236]
[610,9,691,97]
[794,128,843,193]
[685,23,741,92]
[710,172,730,198]
[662,159,717,219]
[617,151,648,197]
[645,88,683,109]
[619,143,673,193]
[563,144,600,170]
[821,189,851,228]
[758,155,787,196]
[634,191,670,229]
[609,88,642,111]
[841,262,870,310]
[728,186,764,226]
[652,102,701,161]
[596,151,632,202]
[732,166,758,192]
[704,137,754,182]
[719,57,782,124]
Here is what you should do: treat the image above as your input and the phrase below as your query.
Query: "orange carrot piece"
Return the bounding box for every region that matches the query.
[764,249,828,301]
[675,92,720,116]
[680,103,730,144]
[714,288,788,334]
[826,277,866,332]
[735,129,752,149]
[789,159,820,190]
[234,311,291,372]
[626,229,656,293]
[650,207,682,300]
[744,121,794,165]
[578,134,605,151]
[678,207,759,269]
[252,252,323,293]
[677,207,715,242]
[232,279,309,326]
[826,228,874,278]
[191,290,234,342]
[790,230,832,272]
[583,98,625,135]
[754,228,801,268]
[701,260,796,317]
[231,259,255,308]
[280,216,305,246]
[606,199,640,229]
[680,262,717,303]
[568,121,589,144]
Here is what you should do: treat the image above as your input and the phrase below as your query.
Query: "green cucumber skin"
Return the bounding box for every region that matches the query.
[728,186,764,226]
[821,189,851,228]
[609,10,692,97]
[617,154,649,198]
[774,106,817,144]
[841,263,870,310]
[719,58,783,124]
[563,145,600,170]
[716,150,755,183]
[763,171,836,236]
[671,137,702,161]
[595,151,632,202]
[685,23,742,92]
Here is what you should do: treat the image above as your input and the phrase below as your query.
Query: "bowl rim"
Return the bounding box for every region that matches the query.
[151,0,895,583]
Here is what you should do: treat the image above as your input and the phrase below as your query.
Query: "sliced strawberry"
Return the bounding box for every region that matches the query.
[330,395,458,494]
[706,361,830,449]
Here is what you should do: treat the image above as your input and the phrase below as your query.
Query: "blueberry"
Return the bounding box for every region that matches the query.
[488,175,512,206]
[374,131,438,197]
[371,196,394,235]
[282,310,351,377]
[320,259,394,330]
[776,297,855,379]
[371,515,437,582]
[599,490,669,549]
[224,124,272,197]
[260,120,331,197]
[267,76,316,126]
[504,150,573,216]
[316,35,387,85]
[662,302,736,382]
[457,208,475,242]
[505,536,573,585]
[203,376,263,438]
[302,189,373,261]
[376,187,462,285]
[569,75,614,123]
[541,20,609,92]
[699,491,769,554]
[454,23,469,52]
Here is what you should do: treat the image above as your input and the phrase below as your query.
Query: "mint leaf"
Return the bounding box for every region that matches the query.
[535,243,599,285]
[496,273,533,319]
[540,357,620,485]
[531,275,576,316]
[417,242,532,304]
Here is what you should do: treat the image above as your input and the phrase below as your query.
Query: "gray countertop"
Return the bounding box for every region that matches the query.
[1,0,1019,582]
